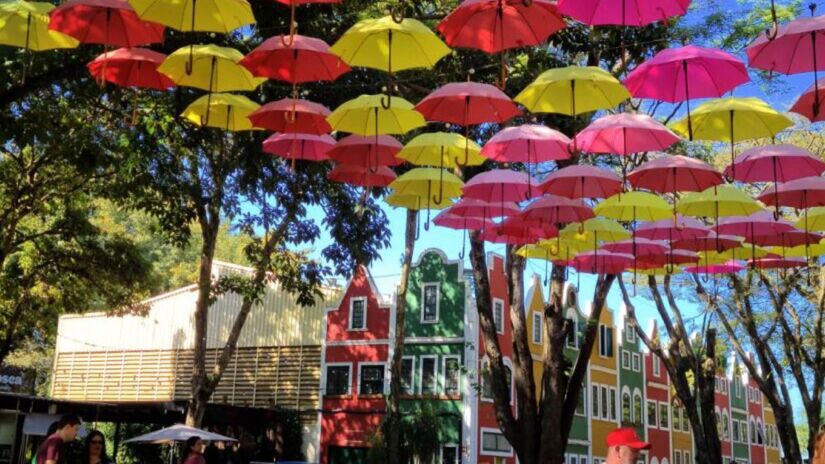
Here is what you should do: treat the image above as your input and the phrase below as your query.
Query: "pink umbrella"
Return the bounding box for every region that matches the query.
[716,211,797,265]
[327,135,403,168]
[480,222,546,245]
[327,164,396,187]
[573,113,680,156]
[539,165,623,199]
[757,176,825,210]
[628,154,722,193]
[433,209,496,259]
[571,251,634,275]
[520,195,594,226]
[684,260,745,275]
[498,216,558,240]
[557,0,690,26]
[463,169,537,207]
[602,237,668,256]
[634,216,710,241]
[637,248,699,267]
[482,124,572,164]
[672,232,743,253]
[262,133,335,163]
[248,98,332,134]
[415,82,521,126]
[791,78,825,122]
[449,197,521,219]
[748,256,807,269]
[240,34,350,84]
[747,10,825,117]
[752,229,822,248]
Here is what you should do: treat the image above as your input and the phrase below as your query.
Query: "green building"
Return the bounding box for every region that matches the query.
[617,302,646,438]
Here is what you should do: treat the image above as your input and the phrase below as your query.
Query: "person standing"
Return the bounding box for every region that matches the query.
[81,430,114,464]
[36,415,81,464]
[181,437,206,464]
[605,427,651,464]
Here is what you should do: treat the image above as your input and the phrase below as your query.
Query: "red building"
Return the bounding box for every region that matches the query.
[643,323,671,464]
[746,359,766,464]
[320,265,392,463]
[715,370,733,461]
[474,253,516,464]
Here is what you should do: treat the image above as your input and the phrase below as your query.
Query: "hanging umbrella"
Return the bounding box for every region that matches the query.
[482,124,572,164]
[398,132,485,203]
[87,47,174,89]
[636,248,699,268]
[748,256,807,269]
[747,11,825,117]
[273,0,341,47]
[49,0,164,47]
[557,0,689,26]
[181,93,261,131]
[330,15,450,108]
[328,135,404,168]
[603,238,668,255]
[262,133,335,162]
[672,232,743,253]
[798,206,825,231]
[328,164,396,188]
[247,98,331,134]
[0,0,78,50]
[669,97,793,177]
[159,45,265,92]
[389,168,465,226]
[436,0,565,86]
[560,218,630,243]
[495,215,558,241]
[517,242,573,284]
[684,260,745,275]
[627,154,723,217]
[571,250,634,275]
[521,195,594,227]
[448,197,521,219]
[241,34,350,83]
[385,192,454,211]
[128,0,254,33]
[701,245,771,264]
[433,211,492,231]
[480,224,546,245]
[790,78,825,122]
[123,424,237,445]
[415,81,521,126]
[635,216,710,241]
[676,185,764,219]
[715,210,798,266]
[624,45,749,139]
[327,94,426,135]
[594,191,672,222]
[633,266,683,276]
[540,165,623,199]
[758,176,825,210]
[515,66,630,116]
[752,228,823,248]
[573,113,680,156]
[771,240,825,258]
[462,169,537,204]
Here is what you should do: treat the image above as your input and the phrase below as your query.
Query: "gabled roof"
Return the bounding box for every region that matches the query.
[326,264,392,312]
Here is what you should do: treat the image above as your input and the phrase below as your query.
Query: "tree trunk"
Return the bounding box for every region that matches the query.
[698,328,723,464]
[387,209,418,455]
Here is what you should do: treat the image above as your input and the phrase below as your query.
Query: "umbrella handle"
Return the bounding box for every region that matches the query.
[186,45,194,75]
[390,1,405,23]
[381,82,394,110]
[701,274,709,283]
[496,51,507,90]
[414,210,421,241]
[455,126,470,167]
[280,3,297,47]
[522,0,532,5]
[765,0,779,40]
[458,228,466,260]
[727,278,736,290]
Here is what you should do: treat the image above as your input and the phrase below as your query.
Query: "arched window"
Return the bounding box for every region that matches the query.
[750,419,757,444]
[481,359,492,400]
[504,364,512,403]
[721,410,729,440]
[622,390,632,424]
[633,390,643,425]
[715,409,722,436]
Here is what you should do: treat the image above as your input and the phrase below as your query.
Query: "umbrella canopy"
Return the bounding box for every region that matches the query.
[758,176,825,209]
[327,135,403,167]
[437,0,565,53]
[397,132,485,168]
[247,98,331,134]
[560,218,630,243]
[602,237,668,256]
[415,81,521,126]
[747,14,825,75]
[557,0,690,26]
[715,211,796,244]
[515,66,630,115]
[790,78,825,122]
[240,34,351,83]
[497,215,558,240]
[748,256,807,269]
[672,232,743,252]
[327,94,426,135]
[670,97,792,144]
[87,47,174,89]
[433,211,492,230]
[772,240,825,258]
[128,0,254,33]
[752,229,823,248]
[574,113,680,155]
[462,169,537,202]
[482,124,572,164]
[389,168,465,200]
[522,241,586,261]
[676,185,764,218]
[594,191,672,222]
[448,197,521,219]
[624,45,749,102]
[274,0,341,4]
[181,93,260,131]
[636,248,700,267]
[123,424,237,445]
[521,195,594,226]
[702,245,771,263]
[327,164,396,187]
[49,0,164,47]
[725,144,825,183]
[539,165,623,199]
[385,192,454,211]
[798,206,825,231]
[684,260,745,275]
[627,154,722,194]
[158,45,265,92]
[262,133,336,162]
[634,216,710,241]
[330,16,450,73]
[0,1,78,50]
[571,250,634,274]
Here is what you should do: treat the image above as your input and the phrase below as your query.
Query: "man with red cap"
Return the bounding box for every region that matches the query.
[605,427,651,464]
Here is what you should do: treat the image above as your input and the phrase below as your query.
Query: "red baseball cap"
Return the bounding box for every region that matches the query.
[606,428,651,450]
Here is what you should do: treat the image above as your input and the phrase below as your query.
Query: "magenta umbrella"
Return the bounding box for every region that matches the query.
[755,229,822,248]
[627,154,722,217]
[247,98,332,134]
[262,133,335,163]
[602,237,667,283]
[327,135,404,168]
[672,232,743,253]
[571,251,634,275]
[433,210,495,259]
[539,165,623,199]
[498,215,558,239]
[480,220,549,245]
[624,45,749,139]
[634,216,709,271]
[748,256,807,269]
[574,113,680,156]
[791,78,825,122]
[520,195,594,227]
[463,169,537,216]
[557,0,689,26]
[449,197,521,219]
[684,260,745,275]
[716,211,797,266]
[327,164,396,188]
[637,248,699,267]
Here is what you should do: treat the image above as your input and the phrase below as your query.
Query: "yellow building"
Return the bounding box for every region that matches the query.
[588,300,618,461]
[670,398,694,464]
[525,275,546,403]
[763,402,781,464]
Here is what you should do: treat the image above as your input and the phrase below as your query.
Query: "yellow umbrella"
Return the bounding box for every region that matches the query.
[181,93,261,131]
[560,218,630,244]
[670,97,793,175]
[397,132,485,168]
[676,186,763,219]
[517,243,581,285]
[389,167,464,228]
[328,94,426,136]
[771,240,825,258]
[385,192,454,211]
[159,45,265,92]
[632,267,681,276]
[331,16,450,108]
[128,0,255,33]
[796,207,825,231]
[0,0,78,50]
[594,191,672,222]
[700,246,770,264]
[515,66,630,116]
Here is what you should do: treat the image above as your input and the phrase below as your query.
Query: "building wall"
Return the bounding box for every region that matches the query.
[616,304,645,438]
[762,405,781,464]
[729,364,750,463]
[525,276,545,405]
[589,304,618,460]
[644,327,671,464]
[746,372,766,464]
[715,373,733,461]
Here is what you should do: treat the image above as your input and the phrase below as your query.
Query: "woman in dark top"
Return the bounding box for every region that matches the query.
[181,437,206,464]
[81,431,114,464]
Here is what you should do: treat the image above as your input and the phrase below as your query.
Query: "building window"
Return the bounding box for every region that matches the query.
[443,357,461,397]
[659,402,669,430]
[504,365,513,403]
[481,430,512,456]
[621,351,631,370]
[647,400,658,427]
[622,391,632,424]
[481,360,492,400]
[592,384,600,419]
[422,283,439,323]
[684,452,691,464]
[732,420,740,443]
[682,408,689,432]
[599,324,614,357]
[626,321,636,342]
[721,411,729,440]
[533,312,543,345]
[633,391,643,425]
[674,450,682,464]
[348,297,367,330]
[421,357,437,395]
[632,353,641,372]
[566,318,578,348]
[672,407,681,432]
[326,365,350,396]
[601,385,609,420]
[734,375,742,398]
[441,445,458,464]
[576,385,586,416]
[742,420,749,443]
[493,299,505,334]
[400,357,414,395]
[609,387,618,421]
[653,357,660,377]
[359,364,385,395]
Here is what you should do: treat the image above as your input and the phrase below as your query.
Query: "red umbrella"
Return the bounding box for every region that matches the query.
[637,248,699,267]
[748,256,807,269]
[87,47,174,89]
[520,195,594,226]
[539,165,623,199]
[752,229,822,248]
[558,0,689,26]
[463,169,537,203]
[571,251,634,275]
[758,176,825,209]
[49,0,164,47]
[684,260,745,275]
[672,232,742,253]
[273,0,343,47]
[248,98,332,134]
[262,133,335,163]
[240,34,350,83]
[437,0,565,86]
[602,237,667,256]
[449,197,521,219]
[415,81,521,126]
[498,215,558,239]
[791,78,825,122]
[634,216,710,241]
[716,211,797,264]
[327,164,396,188]
[327,135,403,168]
[482,124,572,164]
[573,113,680,156]
[433,209,496,259]
[627,154,722,193]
